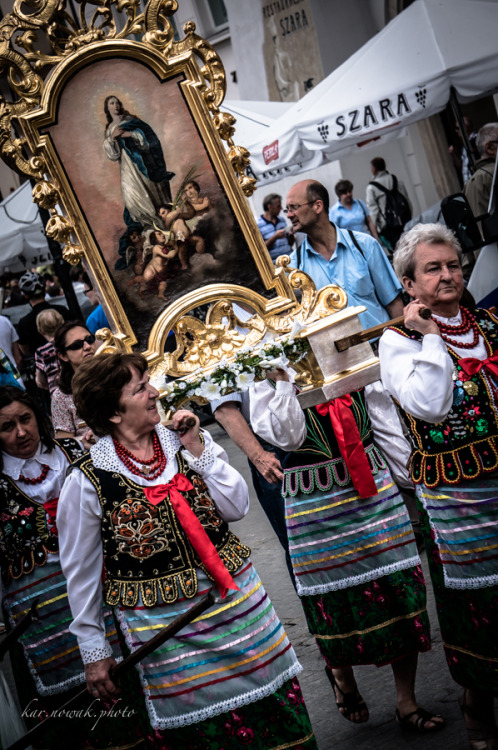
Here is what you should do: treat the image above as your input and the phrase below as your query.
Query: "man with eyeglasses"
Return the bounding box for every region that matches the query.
[286,179,404,330]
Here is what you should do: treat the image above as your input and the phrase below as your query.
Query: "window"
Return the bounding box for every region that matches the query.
[207,0,228,28]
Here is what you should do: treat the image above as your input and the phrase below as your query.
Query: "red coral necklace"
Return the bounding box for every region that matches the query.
[113,431,166,479]
[435,307,480,349]
[19,464,50,484]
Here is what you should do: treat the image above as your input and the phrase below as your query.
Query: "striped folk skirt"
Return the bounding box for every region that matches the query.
[113,561,318,749]
[416,475,498,693]
[283,452,431,667]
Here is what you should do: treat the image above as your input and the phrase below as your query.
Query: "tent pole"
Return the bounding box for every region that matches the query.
[449,86,476,175]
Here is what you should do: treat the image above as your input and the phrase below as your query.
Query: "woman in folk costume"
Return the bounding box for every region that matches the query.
[379,223,498,750]
[248,371,443,733]
[0,386,121,749]
[57,352,317,750]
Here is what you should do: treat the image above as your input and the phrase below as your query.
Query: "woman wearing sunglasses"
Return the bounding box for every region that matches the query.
[52,321,97,449]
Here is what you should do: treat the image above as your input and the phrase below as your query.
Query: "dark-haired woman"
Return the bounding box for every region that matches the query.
[57,352,317,750]
[0,386,98,748]
[103,94,175,229]
[52,321,96,448]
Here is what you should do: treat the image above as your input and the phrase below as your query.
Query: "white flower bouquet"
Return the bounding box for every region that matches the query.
[158,323,309,410]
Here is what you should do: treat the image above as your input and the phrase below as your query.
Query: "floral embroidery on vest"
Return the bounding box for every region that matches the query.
[73,450,250,607]
[0,438,84,585]
[388,308,498,487]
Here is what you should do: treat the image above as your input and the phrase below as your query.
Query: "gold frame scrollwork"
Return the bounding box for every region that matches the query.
[0,0,349,385]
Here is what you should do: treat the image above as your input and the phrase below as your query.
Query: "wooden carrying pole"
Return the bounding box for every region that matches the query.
[7,589,218,750]
[334,307,431,352]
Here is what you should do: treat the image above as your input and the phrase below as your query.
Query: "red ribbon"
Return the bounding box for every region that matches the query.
[316,396,378,499]
[458,351,498,381]
[143,473,239,599]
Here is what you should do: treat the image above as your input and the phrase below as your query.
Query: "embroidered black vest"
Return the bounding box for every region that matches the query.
[73,450,251,608]
[0,438,84,586]
[388,308,498,487]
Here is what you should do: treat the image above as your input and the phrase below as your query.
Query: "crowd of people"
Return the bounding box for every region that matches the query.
[0,128,497,750]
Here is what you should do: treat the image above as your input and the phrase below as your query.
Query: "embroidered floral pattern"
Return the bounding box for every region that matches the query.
[390,309,498,487]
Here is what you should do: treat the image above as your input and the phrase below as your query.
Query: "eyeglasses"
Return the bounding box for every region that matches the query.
[64,333,96,352]
[83,287,93,295]
[338,189,353,195]
[283,200,316,214]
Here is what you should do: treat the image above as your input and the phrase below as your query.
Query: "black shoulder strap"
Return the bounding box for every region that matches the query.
[296,244,301,267]
[347,230,365,258]
[392,174,398,191]
[476,166,494,179]
[369,180,390,195]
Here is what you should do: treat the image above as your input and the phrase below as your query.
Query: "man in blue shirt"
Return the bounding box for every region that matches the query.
[256,193,294,262]
[287,179,404,328]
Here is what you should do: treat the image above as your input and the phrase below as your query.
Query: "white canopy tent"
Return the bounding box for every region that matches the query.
[0,182,51,272]
[246,0,498,185]
[220,100,291,149]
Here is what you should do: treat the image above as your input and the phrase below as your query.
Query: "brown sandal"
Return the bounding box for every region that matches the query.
[325,667,369,723]
[395,707,445,732]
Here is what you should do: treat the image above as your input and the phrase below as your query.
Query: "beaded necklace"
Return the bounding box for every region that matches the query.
[435,307,480,350]
[18,464,49,484]
[113,430,166,479]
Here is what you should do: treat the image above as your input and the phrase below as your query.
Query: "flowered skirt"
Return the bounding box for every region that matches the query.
[284,453,431,667]
[108,562,317,750]
[416,476,498,693]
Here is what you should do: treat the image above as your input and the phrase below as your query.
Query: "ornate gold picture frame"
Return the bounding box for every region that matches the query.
[0,0,299,367]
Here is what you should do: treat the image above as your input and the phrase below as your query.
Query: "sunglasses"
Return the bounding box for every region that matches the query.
[64,333,96,352]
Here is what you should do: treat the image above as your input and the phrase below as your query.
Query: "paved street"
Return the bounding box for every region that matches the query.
[211,421,472,750]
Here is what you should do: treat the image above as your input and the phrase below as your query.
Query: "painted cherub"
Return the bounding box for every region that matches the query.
[183,180,212,255]
[157,201,195,271]
[128,229,179,301]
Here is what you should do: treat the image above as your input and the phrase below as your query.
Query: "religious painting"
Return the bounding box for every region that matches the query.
[0,3,301,368]
[38,57,269,350]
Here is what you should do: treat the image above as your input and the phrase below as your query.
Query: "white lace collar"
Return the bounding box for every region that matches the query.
[90,424,181,474]
[2,441,64,481]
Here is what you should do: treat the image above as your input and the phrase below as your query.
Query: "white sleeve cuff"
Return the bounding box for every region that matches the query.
[79,635,113,665]
[274,379,297,394]
[182,442,216,475]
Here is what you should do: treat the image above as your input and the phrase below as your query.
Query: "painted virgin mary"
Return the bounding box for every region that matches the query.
[103,94,175,230]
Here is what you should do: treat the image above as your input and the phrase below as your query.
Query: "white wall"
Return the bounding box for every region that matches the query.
[224,0,269,101]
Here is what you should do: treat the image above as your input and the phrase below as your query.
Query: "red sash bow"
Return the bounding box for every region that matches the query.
[458,351,498,381]
[143,473,239,599]
[316,396,378,499]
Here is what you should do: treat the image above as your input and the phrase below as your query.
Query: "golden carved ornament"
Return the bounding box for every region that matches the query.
[95,328,132,355]
[32,180,60,210]
[213,112,236,141]
[0,1,254,199]
[148,265,348,387]
[0,0,355,395]
[62,242,84,266]
[45,214,73,243]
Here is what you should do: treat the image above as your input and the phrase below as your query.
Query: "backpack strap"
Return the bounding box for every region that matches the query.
[347,230,366,258]
[369,180,389,194]
[296,243,301,267]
